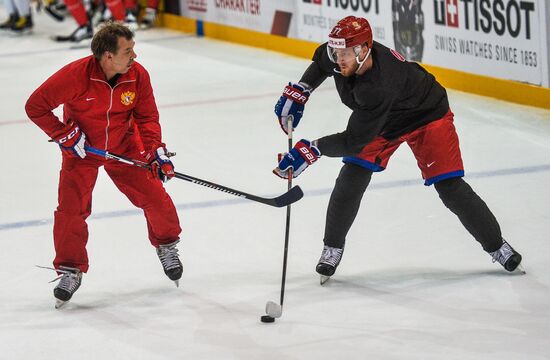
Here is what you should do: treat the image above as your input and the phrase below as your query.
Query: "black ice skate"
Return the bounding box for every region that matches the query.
[316,245,344,285]
[52,266,83,309]
[489,240,525,273]
[0,14,18,30]
[52,23,93,42]
[10,15,33,34]
[156,240,183,287]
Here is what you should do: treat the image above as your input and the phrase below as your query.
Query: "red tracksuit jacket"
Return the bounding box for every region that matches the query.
[25,55,163,153]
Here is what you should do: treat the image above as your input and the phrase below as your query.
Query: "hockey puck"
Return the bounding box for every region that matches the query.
[260,315,275,323]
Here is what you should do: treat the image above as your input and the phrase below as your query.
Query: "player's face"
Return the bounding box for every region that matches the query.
[330,45,370,77]
[110,37,137,74]
[334,47,359,76]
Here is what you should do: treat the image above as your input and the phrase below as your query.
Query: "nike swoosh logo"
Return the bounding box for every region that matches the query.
[427,161,436,167]
[86,98,95,101]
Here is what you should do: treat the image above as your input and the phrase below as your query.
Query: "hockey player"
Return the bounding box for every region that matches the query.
[52,0,127,42]
[26,22,183,308]
[273,16,523,284]
[50,0,94,42]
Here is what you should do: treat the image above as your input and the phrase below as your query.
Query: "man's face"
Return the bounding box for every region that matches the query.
[334,47,360,77]
[109,37,137,74]
[330,45,370,77]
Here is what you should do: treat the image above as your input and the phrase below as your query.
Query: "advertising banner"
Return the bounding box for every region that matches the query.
[180,0,299,37]
[295,0,548,86]
[296,0,392,46]
[421,0,548,86]
[178,0,549,87]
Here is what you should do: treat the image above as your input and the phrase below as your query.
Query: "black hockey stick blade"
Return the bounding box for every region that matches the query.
[174,172,303,208]
[271,185,303,207]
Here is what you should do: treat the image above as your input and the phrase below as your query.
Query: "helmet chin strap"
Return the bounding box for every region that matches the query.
[355,47,371,74]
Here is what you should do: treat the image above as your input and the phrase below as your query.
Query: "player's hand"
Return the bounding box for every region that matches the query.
[273,139,321,179]
[51,121,87,159]
[274,82,311,134]
[148,146,175,182]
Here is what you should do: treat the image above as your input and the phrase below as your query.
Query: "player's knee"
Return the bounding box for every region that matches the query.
[335,163,372,194]
[434,177,471,206]
[435,176,461,195]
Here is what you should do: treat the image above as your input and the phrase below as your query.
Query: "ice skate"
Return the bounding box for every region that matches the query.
[0,14,18,30]
[10,15,33,34]
[140,8,156,29]
[94,7,111,25]
[52,266,83,309]
[52,23,93,42]
[489,240,525,274]
[124,10,139,32]
[316,245,343,285]
[156,240,183,287]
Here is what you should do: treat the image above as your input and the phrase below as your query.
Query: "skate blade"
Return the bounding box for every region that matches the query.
[320,275,331,285]
[8,29,33,36]
[50,35,91,47]
[55,299,67,309]
[515,263,526,275]
[50,35,67,42]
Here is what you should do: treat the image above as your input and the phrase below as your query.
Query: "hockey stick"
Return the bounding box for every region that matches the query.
[84,145,303,208]
[264,117,294,320]
[44,5,65,22]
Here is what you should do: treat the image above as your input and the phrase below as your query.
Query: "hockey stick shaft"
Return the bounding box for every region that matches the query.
[279,118,294,308]
[264,118,296,318]
[84,145,303,208]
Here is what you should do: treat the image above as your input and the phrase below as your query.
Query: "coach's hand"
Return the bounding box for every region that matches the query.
[148,146,175,182]
[51,121,87,159]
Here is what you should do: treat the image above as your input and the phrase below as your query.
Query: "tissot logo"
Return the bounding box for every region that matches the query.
[434,0,536,39]
[303,0,379,14]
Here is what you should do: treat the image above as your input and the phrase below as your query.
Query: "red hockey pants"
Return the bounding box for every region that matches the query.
[52,139,181,273]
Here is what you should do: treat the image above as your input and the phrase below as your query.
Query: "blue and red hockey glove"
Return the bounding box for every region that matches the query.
[273,139,321,179]
[274,82,311,134]
[51,121,87,159]
[147,146,175,182]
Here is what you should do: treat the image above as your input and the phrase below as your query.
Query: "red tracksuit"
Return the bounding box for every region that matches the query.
[25,55,181,273]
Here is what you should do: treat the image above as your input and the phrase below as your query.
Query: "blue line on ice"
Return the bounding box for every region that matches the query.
[1,163,549,232]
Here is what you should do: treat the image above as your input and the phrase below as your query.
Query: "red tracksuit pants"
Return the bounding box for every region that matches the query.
[53,139,181,273]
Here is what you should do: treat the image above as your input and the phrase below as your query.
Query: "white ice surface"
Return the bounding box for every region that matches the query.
[1,12,550,360]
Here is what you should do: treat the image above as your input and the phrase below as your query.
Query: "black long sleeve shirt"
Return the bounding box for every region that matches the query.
[300,42,449,157]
